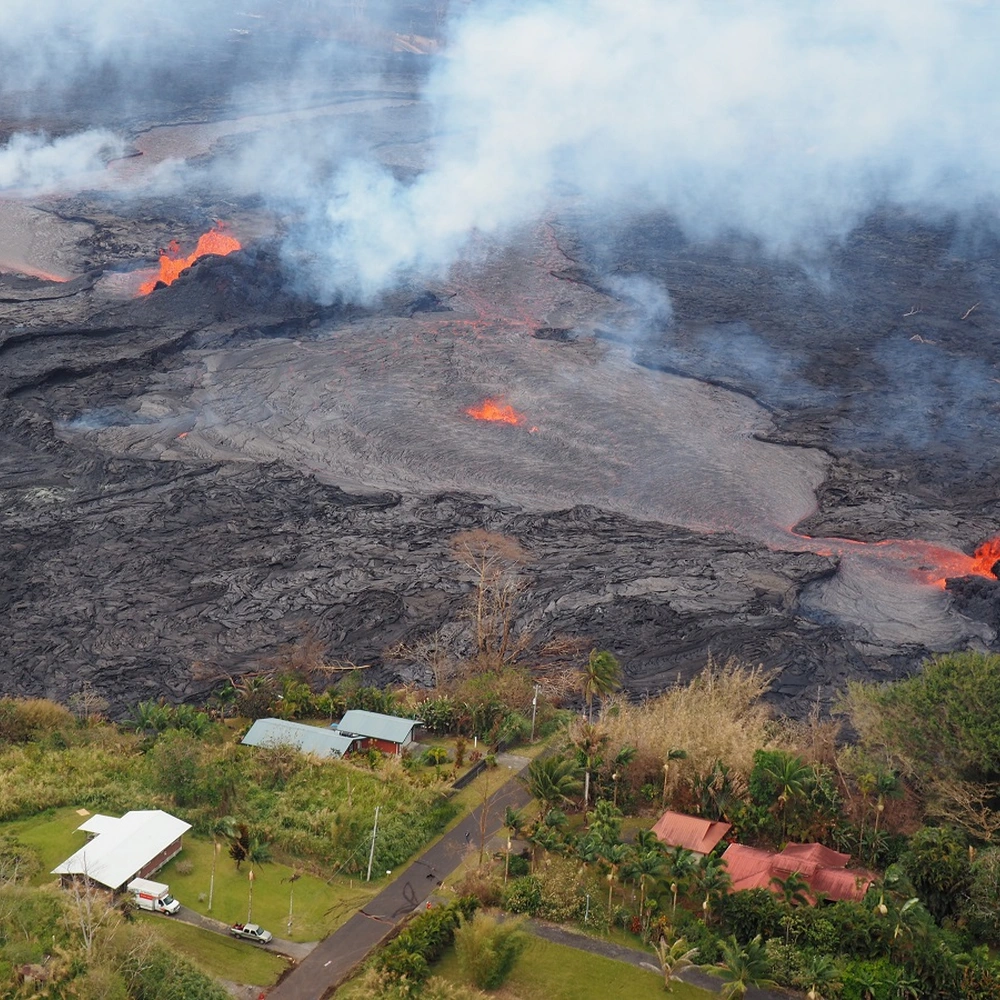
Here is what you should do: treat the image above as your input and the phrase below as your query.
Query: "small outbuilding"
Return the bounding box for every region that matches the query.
[241,717,361,758]
[331,710,422,755]
[52,809,192,892]
[721,841,874,903]
[650,810,732,856]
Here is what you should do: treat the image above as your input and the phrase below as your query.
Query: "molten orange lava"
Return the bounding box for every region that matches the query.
[138,223,241,295]
[971,537,1000,577]
[465,398,526,425]
[788,530,1000,590]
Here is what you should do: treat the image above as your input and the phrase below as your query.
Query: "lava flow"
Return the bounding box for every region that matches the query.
[138,223,241,295]
[465,398,526,425]
[791,531,1000,589]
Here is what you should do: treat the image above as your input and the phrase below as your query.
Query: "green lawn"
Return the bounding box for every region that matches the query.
[5,805,96,884]
[432,933,714,1000]
[157,837,378,942]
[136,913,289,986]
[2,808,377,942]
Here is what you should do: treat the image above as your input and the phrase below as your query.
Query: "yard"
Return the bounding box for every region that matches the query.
[135,913,289,987]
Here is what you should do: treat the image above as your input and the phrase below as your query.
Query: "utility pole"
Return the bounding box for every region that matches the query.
[208,839,220,912]
[366,806,380,882]
[530,683,540,741]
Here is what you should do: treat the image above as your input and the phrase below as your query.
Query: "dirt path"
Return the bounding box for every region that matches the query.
[527,920,795,999]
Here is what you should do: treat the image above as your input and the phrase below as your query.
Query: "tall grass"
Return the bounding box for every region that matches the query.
[601,656,784,794]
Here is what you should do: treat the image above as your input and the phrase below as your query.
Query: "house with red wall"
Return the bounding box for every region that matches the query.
[331,710,422,755]
[52,809,192,892]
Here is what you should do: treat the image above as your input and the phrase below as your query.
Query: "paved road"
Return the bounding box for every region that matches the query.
[265,755,532,1000]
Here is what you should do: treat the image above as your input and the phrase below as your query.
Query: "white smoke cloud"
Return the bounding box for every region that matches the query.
[0,130,124,193]
[283,0,1000,303]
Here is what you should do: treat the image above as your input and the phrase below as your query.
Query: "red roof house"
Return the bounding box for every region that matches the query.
[650,811,732,855]
[721,841,874,903]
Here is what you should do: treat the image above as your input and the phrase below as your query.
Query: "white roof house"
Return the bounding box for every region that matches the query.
[52,809,192,891]
[241,718,360,757]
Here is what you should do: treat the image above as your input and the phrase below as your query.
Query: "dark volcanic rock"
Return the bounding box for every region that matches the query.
[947,575,1000,635]
[2,122,999,719]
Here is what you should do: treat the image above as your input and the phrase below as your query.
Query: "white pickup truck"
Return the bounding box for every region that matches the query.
[230,922,273,944]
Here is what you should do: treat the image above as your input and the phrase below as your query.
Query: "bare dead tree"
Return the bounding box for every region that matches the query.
[450,529,531,670]
[67,681,110,726]
[65,863,119,957]
[926,779,1000,842]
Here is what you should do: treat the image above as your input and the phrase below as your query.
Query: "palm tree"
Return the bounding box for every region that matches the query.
[771,870,811,943]
[624,848,667,923]
[663,847,698,919]
[653,935,699,993]
[504,806,525,882]
[717,934,777,999]
[582,649,622,722]
[569,719,608,808]
[525,755,583,818]
[602,841,630,928]
[633,828,661,854]
[771,870,811,908]
[796,953,841,1000]
[761,752,813,840]
[661,748,688,808]
[586,799,623,850]
[696,855,732,924]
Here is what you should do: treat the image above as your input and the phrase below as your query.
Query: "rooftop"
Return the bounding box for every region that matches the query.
[650,810,732,855]
[332,710,422,745]
[52,809,192,890]
[721,841,874,903]
[242,718,360,757]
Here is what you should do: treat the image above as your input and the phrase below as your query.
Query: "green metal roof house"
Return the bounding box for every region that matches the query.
[241,718,360,757]
[331,710,422,754]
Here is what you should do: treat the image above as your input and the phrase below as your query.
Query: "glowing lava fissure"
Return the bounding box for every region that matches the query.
[789,530,1000,590]
[465,398,525,425]
[138,223,241,295]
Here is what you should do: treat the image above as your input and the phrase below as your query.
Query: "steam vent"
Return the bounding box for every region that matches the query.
[2,2,1000,718]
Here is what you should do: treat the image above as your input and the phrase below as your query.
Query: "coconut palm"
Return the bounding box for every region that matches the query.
[717,934,777,999]
[582,649,622,722]
[634,828,662,854]
[653,935,700,992]
[525,755,583,817]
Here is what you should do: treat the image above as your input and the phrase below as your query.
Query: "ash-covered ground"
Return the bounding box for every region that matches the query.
[2,7,1000,717]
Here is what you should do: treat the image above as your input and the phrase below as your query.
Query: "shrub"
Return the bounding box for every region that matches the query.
[507,853,530,878]
[374,900,475,996]
[964,846,1000,941]
[721,888,782,943]
[501,875,543,915]
[902,825,971,922]
[455,911,527,989]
